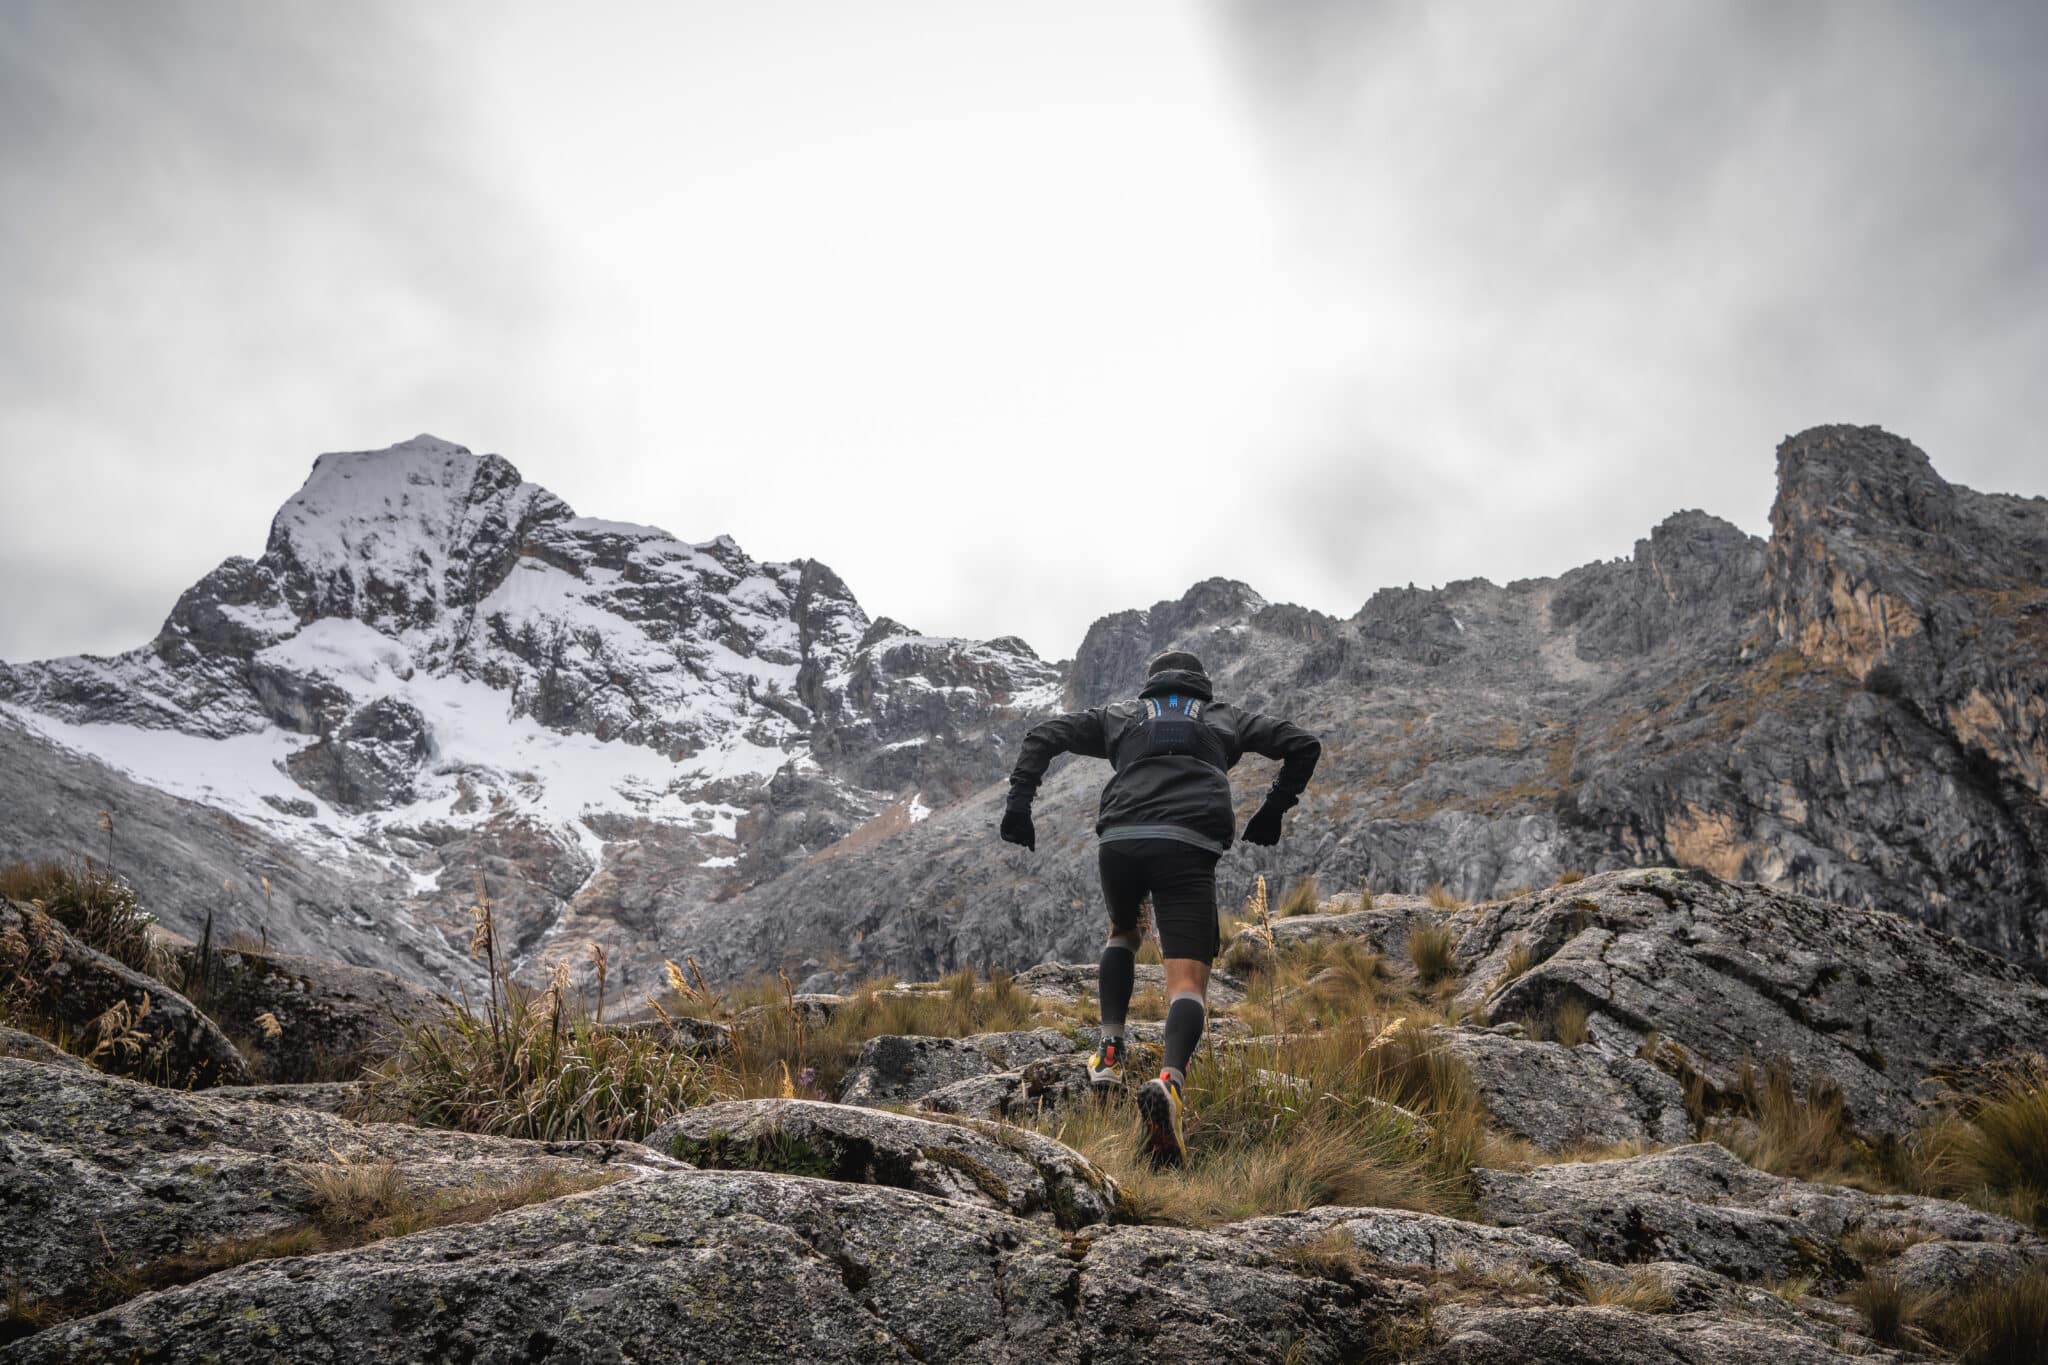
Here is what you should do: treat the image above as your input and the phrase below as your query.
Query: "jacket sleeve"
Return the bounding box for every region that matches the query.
[1006,710,1109,811]
[1237,712,1322,805]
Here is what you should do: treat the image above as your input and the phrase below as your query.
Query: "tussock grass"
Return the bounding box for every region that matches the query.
[1946,1059,2048,1228]
[1424,882,1464,910]
[1551,998,1590,1049]
[300,1156,407,1229]
[1283,1229,1375,1281]
[1494,939,1535,990]
[1584,1267,1676,1313]
[668,963,1075,1102]
[1037,1014,1488,1228]
[1277,878,1321,919]
[1707,1057,2045,1234]
[1846,1269,1925,1347]
[1554,869,1587,886]
[1928,1265,2048,1363]
[1406,925,1457,986]
[358,885,708,1142]
[1711,1062,1859,1183]
[0,859,163,977]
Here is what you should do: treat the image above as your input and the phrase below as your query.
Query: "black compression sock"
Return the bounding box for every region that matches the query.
[1163,993,1206,1079]
[1098,938,1136,1042]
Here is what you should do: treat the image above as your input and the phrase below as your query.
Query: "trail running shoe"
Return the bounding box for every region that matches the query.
[1138,1072,1187,1168]
[1086,1040,1124,1090]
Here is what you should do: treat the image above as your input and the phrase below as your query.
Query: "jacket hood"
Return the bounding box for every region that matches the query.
[1139,668,1214,703]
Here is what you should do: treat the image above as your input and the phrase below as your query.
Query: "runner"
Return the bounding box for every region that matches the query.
[1000,650,1321,1165]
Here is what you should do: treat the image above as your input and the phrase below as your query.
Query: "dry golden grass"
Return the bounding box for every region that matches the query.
[300,1156,408,1230]
[1277,878,1322,919]
[359,890,709,1141]
[1036,1012,1488,1228]
[1927,1265,2048,1363]
[1584,1267,1676,1314]
[0,859,166,979]
[1424,883,1464,910]
[1552,999,1590,1049]
[1947,1059,2048,1228]
[1283,1229,1375,1280]
[1407,925,1458,986]
[1493,940,1535,991]
[1554,869,1587,886]
[1710,1062,1859,1184]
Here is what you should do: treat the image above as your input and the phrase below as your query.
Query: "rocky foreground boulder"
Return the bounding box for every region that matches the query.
[1441,868,2048,1134]
[0,900,250,1088]
[647,1098,1118,1228]
[7,1142,1942,1365]
[1474,1143,2033,1288]
[8,866,2048,1361]
[172,942,444,1081]
[0,1059,679,1308]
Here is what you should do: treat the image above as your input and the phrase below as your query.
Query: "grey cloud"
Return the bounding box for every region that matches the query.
[0,0,559,660]
[1208,0,2048,607]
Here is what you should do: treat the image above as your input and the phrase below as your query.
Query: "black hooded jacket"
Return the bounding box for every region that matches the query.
[1004,667,1321,854]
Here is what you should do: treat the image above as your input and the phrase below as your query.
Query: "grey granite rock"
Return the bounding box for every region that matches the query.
[1473,1143,2033,1287]
[1422,1305,1894,1364]
[1437,1026,1695,1152]
[0,1057,679,1306]
[837,1028,1081,1106]
[203,1080,364,1114]
[1450,868,2048,1134]
[0,900,250,1088]
[1226,1205,1593,1280]
[172,942,444,1082]
[1886,1237,2048,1298]
[916,1052,1099,1122]
[6,1168,1414,1365]
[645,1098,1117,1228]
[0,1025,84,1071]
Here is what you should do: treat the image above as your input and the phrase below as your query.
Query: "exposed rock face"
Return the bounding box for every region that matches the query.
[171,943,444,1082]
[6,1168,1415,1365]
[688,425,2048,983]
[4,424,2045,988]
[837,1028,1082,1107]
[1473,1143,2035,1287]
[1446,868,2048,1134]
[1423,1305,1893,1365]
[0,900,250,1088]
[0,1058,681,1306]
[1436,1025,1695,1153]
[0,435,1059,993]
[0,1025,83,1070]
[916,1053,1098,1123]
[646,1098,1118,1228]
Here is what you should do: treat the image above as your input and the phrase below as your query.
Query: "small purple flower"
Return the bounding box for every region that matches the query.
[797,1066,817,1091]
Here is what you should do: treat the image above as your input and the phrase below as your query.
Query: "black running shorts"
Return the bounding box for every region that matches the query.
[1098,837,1222,962]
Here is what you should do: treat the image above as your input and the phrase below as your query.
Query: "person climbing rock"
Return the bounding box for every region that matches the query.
[1000,650,1321,1165]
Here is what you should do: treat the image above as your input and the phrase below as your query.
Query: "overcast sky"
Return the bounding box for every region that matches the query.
[3,1,2044,664]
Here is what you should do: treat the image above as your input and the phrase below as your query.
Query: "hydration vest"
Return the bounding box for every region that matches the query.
[1115,692,1229,773]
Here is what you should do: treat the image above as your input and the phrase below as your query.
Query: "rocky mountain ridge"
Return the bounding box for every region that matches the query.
[4,868,2045,1362]
[2,424,2044,989]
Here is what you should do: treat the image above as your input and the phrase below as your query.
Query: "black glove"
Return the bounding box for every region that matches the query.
[1000,808,1036,852]
[1242,793,1295,847]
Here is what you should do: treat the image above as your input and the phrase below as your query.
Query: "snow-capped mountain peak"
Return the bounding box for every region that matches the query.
[0,436,1060,986]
